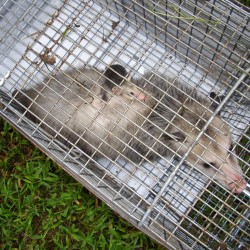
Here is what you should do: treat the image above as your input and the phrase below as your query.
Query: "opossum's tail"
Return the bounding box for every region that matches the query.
[0,89,14,109]
[0,89,12,103]
[0,89,100,173]
[0,89,26,113]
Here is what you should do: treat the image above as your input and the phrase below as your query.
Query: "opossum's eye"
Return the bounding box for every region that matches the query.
[203,162,216,169]
[129,92,135,96]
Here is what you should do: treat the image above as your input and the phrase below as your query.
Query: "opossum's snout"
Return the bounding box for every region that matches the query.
[176,116,247,193]
[188,145,247,193]
[226,175,246,194]
[206,160,246,194]
[134,92,147,101]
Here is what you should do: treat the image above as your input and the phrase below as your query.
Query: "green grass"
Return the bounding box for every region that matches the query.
[239,0,250,6]
[0,117,166,250]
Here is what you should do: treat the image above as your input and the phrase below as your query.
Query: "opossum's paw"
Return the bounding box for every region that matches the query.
[112,86,122,95]
[210,91,225,111]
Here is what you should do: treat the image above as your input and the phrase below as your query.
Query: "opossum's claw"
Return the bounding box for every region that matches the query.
[210,91,225,111]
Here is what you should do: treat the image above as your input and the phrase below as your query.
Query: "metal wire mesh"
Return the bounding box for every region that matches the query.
[0,0,249,249]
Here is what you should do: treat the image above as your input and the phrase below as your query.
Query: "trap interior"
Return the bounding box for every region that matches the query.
[0,0,249,249]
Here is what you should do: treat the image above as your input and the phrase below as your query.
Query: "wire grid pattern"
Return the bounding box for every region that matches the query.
[0,0,249,249]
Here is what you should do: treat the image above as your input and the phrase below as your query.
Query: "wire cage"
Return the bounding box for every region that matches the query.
[0,0,249,249]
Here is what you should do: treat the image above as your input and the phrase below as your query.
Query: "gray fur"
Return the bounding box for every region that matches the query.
[4,67,246,192]
[12,68,155,160]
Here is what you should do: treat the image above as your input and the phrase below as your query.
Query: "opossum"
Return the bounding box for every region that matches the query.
[7,68,247,193]
[11,67,155,159]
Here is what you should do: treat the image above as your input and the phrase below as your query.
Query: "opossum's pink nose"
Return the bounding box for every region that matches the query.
[136,92,146,101]
[227,177,247,194]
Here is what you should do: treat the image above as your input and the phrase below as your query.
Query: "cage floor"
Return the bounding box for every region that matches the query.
[0,0,249,249]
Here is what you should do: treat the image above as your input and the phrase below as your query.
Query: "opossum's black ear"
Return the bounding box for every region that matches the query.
[209,92,225,112]
[104,64,127,89]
